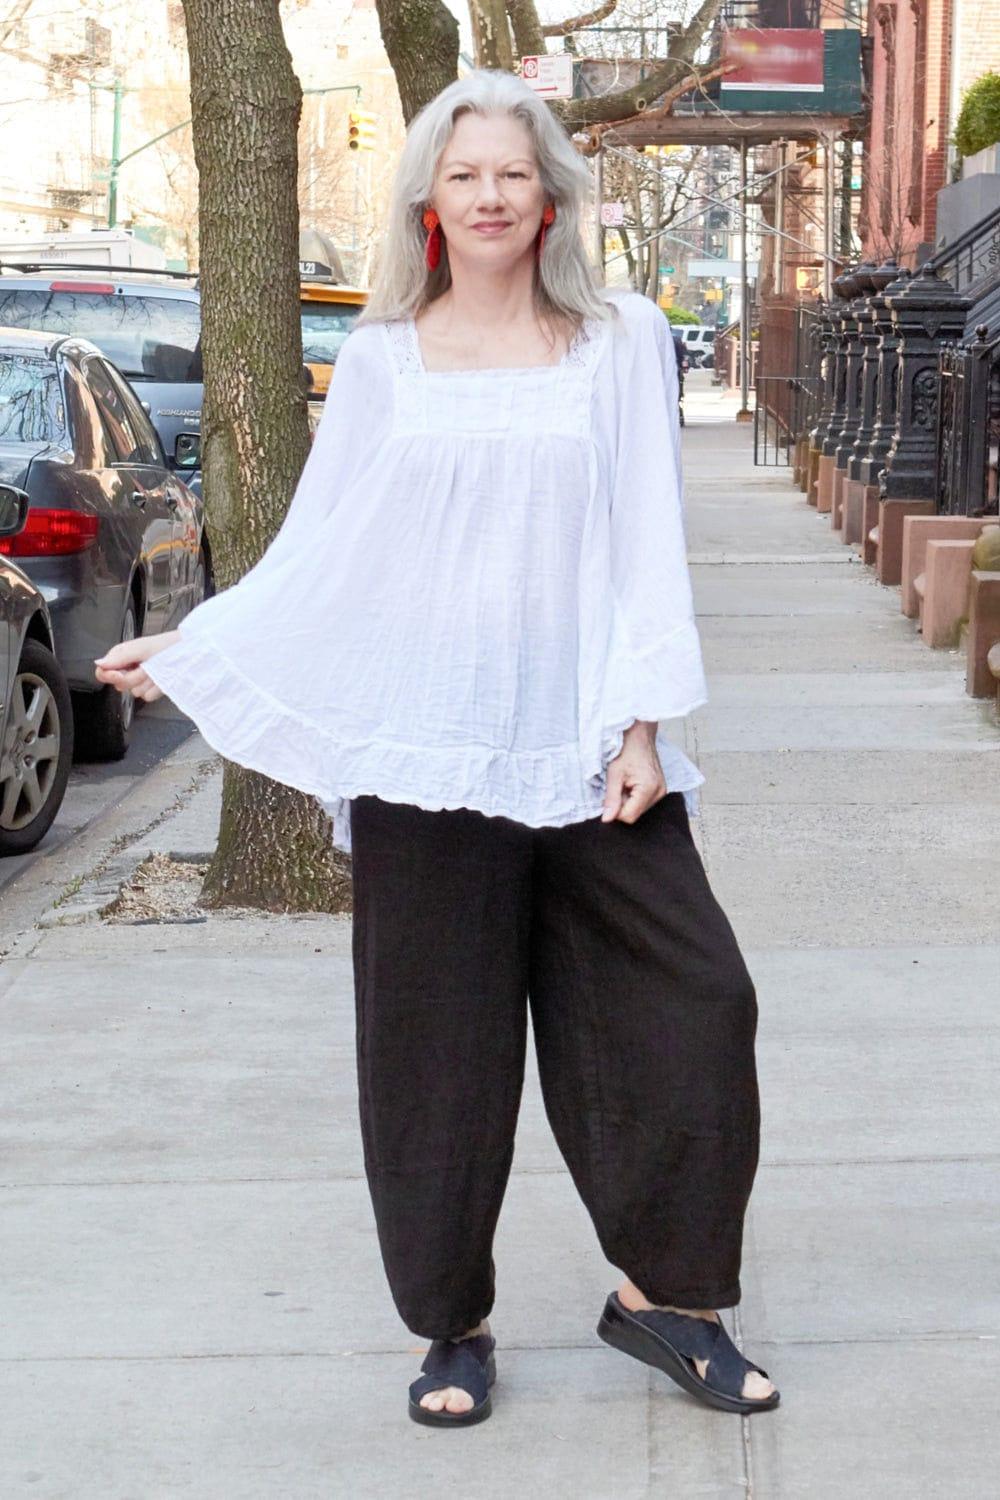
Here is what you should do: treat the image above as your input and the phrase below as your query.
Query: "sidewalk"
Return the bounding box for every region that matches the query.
[3,384,999,1498]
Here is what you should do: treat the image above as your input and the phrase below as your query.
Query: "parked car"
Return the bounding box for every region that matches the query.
[0,328,207,760]
[677,325,717,369]
[0,483,73,854]
[0,260,369,456]
[0,263,205,485]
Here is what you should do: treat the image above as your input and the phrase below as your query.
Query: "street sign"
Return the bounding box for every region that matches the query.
[659,264,675,274]
[600,201,625,227]
[521,54,574,99]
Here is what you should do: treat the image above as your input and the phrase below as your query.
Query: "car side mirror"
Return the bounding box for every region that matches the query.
[0,484,29,537]
[174,432,201,470]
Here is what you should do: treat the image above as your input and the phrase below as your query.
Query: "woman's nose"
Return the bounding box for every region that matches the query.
[475,176,504,209]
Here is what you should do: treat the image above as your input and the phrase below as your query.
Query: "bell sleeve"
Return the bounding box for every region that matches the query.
[599,295,707,741]
[143,324,392,795]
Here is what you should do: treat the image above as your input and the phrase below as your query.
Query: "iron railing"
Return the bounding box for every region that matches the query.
[937,327,1000,517]
[754,375,819,465]
[927,205,1000,296]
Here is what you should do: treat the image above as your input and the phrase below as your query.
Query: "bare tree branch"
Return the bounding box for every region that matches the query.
[541,0,617,39]
[592,59,732,136]
[557,0,723,128]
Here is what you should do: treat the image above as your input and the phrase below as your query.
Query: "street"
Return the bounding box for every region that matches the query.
[0,701,193,899]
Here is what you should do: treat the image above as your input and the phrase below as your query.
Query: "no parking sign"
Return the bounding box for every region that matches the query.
[521,55,574,98]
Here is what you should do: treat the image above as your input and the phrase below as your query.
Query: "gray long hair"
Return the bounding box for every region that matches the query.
[360,70,611,327]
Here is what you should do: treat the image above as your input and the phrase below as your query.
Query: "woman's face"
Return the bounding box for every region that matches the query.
[430,111,548,272]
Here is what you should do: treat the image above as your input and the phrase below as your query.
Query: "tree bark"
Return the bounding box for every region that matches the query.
[505,0,546,60]
[182,0,350,912]
[374,0,460,124]
[469,0,515,69]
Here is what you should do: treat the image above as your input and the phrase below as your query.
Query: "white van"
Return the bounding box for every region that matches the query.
[678,325,716,367]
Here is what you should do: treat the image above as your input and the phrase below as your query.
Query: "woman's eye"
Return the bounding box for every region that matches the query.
[450,173,472,182]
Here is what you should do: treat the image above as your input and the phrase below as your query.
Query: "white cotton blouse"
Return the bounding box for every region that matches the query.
[145,289,707,852]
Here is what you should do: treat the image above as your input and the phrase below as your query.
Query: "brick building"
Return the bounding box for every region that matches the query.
[860,0,1000,265]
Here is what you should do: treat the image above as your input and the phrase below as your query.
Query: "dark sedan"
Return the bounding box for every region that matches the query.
[0,484,73,854]
[0,329,209,759]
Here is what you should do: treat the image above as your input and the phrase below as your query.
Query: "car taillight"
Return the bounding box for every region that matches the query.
[0,508,99,557]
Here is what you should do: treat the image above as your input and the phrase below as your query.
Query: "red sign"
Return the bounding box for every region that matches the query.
[721,30,824,92]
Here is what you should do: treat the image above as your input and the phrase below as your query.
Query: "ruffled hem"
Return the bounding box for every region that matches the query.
[147,633,702,853]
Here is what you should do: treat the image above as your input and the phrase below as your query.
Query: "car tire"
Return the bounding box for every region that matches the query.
[72,599,138,763]
[0,638,74,856]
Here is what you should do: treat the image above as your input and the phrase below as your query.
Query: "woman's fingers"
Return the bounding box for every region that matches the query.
[603,763,667,825]
[601,761,626,821]
[97,665,163,701]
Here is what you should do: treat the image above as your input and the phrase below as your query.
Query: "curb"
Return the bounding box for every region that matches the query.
[0,733,220,949]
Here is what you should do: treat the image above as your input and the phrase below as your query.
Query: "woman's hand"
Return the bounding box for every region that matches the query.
[94,630,181,703]
[601,719,667,824]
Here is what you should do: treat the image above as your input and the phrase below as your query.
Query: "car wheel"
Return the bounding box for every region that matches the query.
[192,545,208,609]
[72,599,138,762]
[0,638,74,856]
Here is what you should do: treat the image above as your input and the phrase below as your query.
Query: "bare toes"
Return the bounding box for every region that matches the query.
[742,1371,775,1401]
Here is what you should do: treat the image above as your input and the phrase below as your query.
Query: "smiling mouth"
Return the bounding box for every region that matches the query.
[471,222,512,233]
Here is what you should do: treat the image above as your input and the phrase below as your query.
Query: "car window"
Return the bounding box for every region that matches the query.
[0,288,202,382]
[84,357,154,464]
[0,352,65,443]
[300,301,364,364]
[102,362,165,466]
[62,361,113,468]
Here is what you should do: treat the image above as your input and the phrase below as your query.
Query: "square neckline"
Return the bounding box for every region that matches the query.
[399,315,601,378]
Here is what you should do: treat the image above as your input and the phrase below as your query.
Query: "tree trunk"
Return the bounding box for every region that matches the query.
[374,0,460,124]
[506,0,545,58]
[182,0,350,912]
[469,0,515,70]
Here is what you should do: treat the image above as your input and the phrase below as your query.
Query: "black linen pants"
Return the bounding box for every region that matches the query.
[350,791,760,1341]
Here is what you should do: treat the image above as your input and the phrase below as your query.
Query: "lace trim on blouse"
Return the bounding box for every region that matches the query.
[385,314,604,377]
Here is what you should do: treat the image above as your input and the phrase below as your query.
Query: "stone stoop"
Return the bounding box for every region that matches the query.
[900,516,989,617]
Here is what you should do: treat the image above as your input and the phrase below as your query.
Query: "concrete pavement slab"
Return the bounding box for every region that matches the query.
[692,701,998,753]
[741,1159,1000,1343]
[755,1027,1000,1163]
[697,614,959,673]
[703,669,980,706]
[708,846,1000,948]
[694,748,1000,805]
[691,568,892,619]
[745,1340,1000,1499]
[0,1348,748,1500]
[0,1172,632,1360]
[701,800,1000,858]
[2,936,568,1186]
[745,944,1000,1035]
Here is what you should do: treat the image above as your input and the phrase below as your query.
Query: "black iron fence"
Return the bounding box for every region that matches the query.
[754,375,820,465]
[938,327,1000,516]
[755,233,1000,516]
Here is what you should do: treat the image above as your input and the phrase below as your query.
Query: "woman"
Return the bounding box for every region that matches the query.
[96,70,778,1426]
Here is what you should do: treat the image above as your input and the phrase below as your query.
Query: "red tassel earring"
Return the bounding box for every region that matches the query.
[538,203,556,259]
[422,208,442,271]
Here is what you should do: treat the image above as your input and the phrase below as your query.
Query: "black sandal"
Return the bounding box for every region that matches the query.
[408,1331,497,1427]
[597,1292,779,1415]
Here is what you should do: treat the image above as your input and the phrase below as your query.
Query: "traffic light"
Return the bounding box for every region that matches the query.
[347,110,377,152]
